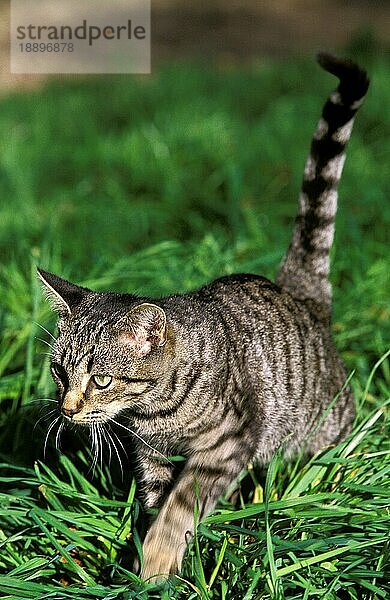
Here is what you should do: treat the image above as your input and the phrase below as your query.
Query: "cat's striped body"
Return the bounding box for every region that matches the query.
[38,54,369,580]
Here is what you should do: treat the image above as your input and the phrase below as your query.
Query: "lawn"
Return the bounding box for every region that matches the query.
[0,49,389,599]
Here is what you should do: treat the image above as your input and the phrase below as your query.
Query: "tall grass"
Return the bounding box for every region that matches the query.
[0,53,389,598]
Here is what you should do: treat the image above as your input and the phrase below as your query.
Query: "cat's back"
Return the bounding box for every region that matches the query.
[166,272,332,373]
[194,273,320,333]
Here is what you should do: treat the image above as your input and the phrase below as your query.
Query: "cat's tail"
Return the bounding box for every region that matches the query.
[276,53,369,316]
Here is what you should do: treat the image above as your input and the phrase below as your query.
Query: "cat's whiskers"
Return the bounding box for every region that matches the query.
[35,336,55,351]
[108,417,173,466]
[101,426,112,466]
[102,425,125,480]
[30,399,58,431]
[27,397,57,405]
[89,424,95,471]
[55,420,64,451]
[107,426,128,461]
[89,423,98,473]
[34,321,56,342]
[34,408,58,431]
[97,424,104,472]
[90,422,104,474]
[37,397,57,403]
[43,415,62,459]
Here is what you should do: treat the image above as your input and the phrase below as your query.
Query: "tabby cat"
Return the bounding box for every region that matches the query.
[38,54,369,580]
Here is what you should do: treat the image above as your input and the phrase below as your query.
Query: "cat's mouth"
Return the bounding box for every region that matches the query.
[46,406,171,469]
[63,409,108,425]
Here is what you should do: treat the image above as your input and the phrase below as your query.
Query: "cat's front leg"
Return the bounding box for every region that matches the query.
[141,447,246,581]
[132,452,175,576]
[137,451,175,509]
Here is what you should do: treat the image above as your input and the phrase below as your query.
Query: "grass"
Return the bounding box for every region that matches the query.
[0,49,389,598]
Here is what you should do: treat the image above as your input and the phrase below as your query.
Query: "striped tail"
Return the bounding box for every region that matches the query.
[276,53,369,315]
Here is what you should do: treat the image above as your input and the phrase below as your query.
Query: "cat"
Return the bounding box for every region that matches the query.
[38,53,369,581]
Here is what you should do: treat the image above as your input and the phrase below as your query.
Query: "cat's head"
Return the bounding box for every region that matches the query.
[38,269,169,425]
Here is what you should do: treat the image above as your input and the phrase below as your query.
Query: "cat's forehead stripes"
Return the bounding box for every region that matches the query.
[57,322,104,374]
[74,349,94,369]
[87,354,95,373]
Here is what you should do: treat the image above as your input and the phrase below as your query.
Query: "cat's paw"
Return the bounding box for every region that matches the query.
[141,531,183,582]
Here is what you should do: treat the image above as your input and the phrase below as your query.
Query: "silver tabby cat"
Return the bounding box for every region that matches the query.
[38,54,369,580]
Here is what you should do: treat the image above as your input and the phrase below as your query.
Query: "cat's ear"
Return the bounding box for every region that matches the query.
[37,268,89,316]
[115,303,167,357]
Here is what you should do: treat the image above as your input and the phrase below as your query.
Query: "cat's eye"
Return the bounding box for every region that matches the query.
[51,362,67,381]
[92,375,113,389]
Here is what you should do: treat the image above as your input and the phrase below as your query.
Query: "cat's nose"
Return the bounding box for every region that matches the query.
[61,391,83,419]
[62,405,81,418]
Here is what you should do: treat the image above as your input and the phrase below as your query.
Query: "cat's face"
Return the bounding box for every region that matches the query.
[38,269,168,426]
